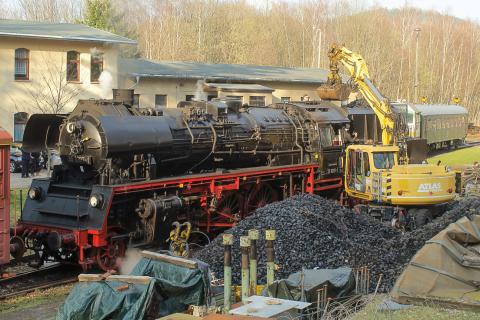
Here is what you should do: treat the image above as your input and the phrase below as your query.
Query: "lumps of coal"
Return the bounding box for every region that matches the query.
[194,193,478,293]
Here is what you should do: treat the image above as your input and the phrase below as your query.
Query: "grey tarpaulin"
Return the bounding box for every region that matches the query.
[260,267,355,302]
[55,253,211,320]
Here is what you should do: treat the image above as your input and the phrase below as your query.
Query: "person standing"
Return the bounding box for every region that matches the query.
[21,147,32,178]
[343,124,358,143]
[31,151,41,177]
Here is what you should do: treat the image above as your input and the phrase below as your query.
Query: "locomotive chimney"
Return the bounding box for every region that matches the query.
[112,89,135,106]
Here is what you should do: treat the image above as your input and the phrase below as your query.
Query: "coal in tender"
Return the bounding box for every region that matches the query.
[194,194,479,293]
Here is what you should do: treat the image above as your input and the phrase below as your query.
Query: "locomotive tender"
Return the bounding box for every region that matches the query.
[16,89,349,270]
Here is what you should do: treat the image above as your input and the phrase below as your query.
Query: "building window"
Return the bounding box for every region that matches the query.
[133,94,140,109]
[250,96,265,107]
[67,51,80,81]
[155,95,167,108]
[186,95,195,101]
[15,48,29,80]
[14,112,29,142]
[91,54,103,82]
[281,97,290,103]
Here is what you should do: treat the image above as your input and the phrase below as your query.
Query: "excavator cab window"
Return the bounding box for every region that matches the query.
[373,152,395,169]
[354,150,366,192]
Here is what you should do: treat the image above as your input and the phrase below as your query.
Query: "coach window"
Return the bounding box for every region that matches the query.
[432,118,436,130]
[437,118,441,130]
[14,48,29,80]
[91,53,103,82]
[447,117,450,128]
[67,51,80,82]
[427,119,432,131]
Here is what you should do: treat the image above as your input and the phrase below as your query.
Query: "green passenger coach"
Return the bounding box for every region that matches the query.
[393,103,468,152]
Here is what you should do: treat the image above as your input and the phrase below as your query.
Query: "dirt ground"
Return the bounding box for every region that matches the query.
[0,300,63,320]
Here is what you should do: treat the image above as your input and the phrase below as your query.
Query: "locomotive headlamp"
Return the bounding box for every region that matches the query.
[445,166,451,172]
[28,187,42,200]
[89,194,104,208]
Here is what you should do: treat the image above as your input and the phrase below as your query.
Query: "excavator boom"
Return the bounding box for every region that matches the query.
[318,44,407,146]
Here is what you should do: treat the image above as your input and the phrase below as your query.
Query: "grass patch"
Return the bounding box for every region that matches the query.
[346,295,480,320]
[9,188,28,228]
[428,147,480,170]
[0,283,76,317]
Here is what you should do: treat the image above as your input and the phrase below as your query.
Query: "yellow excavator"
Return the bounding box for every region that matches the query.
[318,44,461,229]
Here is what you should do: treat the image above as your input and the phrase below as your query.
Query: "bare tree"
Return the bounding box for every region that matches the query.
[3,50,91,117]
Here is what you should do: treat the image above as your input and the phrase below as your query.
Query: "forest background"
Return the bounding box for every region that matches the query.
[1,0,480,123]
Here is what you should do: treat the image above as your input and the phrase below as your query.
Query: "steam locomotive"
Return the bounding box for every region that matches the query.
[14,89,350,270]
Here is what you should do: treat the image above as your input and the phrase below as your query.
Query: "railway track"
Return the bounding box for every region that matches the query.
[0,263,81,300]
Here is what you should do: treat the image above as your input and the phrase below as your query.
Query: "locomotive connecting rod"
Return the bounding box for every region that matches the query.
[266,230,276,286]
[249,230,259,296]
[223,234,233,314]
[240,236,251,305]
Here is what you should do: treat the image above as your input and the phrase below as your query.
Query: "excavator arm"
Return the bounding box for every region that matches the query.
[319,44,407,146]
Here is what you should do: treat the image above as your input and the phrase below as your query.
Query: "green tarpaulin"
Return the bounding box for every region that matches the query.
[55,254,211,320]
[260,267,355,302]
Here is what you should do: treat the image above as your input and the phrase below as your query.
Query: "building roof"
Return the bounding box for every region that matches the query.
[204,83,275,92]
[0,19,136,45]
[119,59,350,83]
[414,105,468,116]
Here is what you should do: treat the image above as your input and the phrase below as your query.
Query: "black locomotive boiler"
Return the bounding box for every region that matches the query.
[15,89,349,270]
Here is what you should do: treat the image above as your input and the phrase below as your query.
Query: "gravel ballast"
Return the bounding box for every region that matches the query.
[194,194,478,293]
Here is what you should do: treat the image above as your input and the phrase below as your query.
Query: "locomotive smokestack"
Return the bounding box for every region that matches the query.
[113,89,135,106]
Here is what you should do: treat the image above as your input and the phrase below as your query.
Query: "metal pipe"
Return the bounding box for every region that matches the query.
[249,230,258,296]
[240,236,250,305]
[374,274,383,298]
[20,189,23,217]
[367,268,370,294]
[360,267,364,294]
[355,269,359,295]
[300,271,306,302]
[266,230,276,286]
[11,190,17,236]
[317,289,322,315]
[223,234,233,314]
[76,195,80,230]
[321,298,332,320]
[324,284,328,305]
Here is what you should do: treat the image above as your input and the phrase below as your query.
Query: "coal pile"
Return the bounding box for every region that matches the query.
[195,194,479,293]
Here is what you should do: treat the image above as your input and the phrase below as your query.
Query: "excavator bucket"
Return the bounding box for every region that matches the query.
[317,83,351,101]
[317,46,351,101]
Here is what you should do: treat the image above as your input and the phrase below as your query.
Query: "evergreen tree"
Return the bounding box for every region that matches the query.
[78,0,140,58]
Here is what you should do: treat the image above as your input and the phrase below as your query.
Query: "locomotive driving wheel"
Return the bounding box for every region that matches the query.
[96,232,125,271]
[213,191,243,223]
[246,183,278,216]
